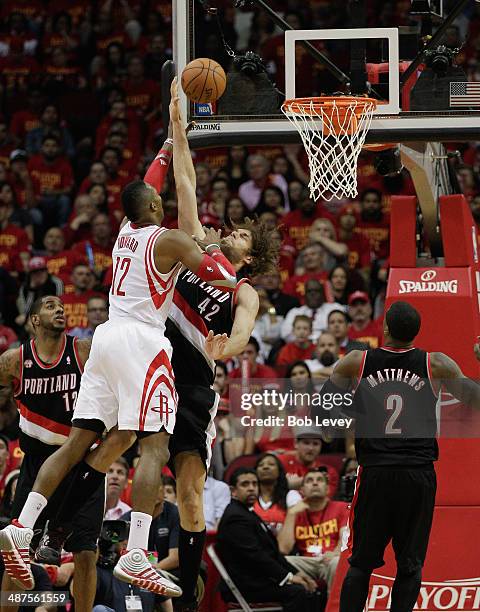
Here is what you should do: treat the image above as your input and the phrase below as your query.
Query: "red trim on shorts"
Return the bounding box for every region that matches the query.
[72,337,84,373]
[31,336,67,370]
[347,466,363,553]
[13,345,23,397]
[18,401,71,436]
[173,291,208,337]
[138,349,176,430]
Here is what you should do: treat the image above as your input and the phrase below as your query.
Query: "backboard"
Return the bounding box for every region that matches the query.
[173,0,480,149]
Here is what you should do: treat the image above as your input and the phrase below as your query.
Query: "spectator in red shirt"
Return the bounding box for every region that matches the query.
[282,193,336,255]
[63,193,98,247]
[61,262,96,328]
[278,428,339,498]
[355,189,390,260]
[73,212,114,279]
[336,205,372,275]
[8,149,37,213]
[95,99,141,158]
[9,86,43,142]
[276,315,315,367]
[122,54,160,116]
[282,243,330,303]
[0,196,31,272]
[28,134,73,228]
[347,290,384,348]
[25,103,75,159]
[0,325,18,354]
[278,468,348,593]
[0,38,40,94]
[43,226,86,284]
[101,145,130,189]
[41,11,80,60]
[253,453,291,535]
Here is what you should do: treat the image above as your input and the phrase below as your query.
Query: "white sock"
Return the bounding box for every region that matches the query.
[127,512,152,551]
[18,492,48,529]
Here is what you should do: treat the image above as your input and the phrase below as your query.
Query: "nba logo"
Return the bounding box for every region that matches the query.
[194,102,213,116]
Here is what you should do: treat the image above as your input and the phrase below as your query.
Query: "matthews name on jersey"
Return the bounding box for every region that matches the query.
[350,347,439,467]
[14,335,83,454]
[166,268,246,389]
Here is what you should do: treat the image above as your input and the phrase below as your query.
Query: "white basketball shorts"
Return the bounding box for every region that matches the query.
[73,318,177,433]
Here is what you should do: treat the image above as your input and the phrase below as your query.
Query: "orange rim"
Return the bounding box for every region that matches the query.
[363,143,397,151]
[282,96,378,115]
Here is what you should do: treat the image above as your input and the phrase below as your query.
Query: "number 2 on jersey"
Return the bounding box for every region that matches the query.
[112,256,131,296]
[385,393,403,435]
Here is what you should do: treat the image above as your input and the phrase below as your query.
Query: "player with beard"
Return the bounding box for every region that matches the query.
[0,296,104,612]
[0,86,241,597]
[160,82,279,612]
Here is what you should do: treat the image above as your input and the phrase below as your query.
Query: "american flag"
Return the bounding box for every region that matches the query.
[450,82,480,107]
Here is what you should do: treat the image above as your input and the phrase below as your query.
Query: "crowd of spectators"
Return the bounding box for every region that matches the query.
[1,0,480,610]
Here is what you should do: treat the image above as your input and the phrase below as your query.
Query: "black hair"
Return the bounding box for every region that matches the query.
[303,466,329,483]
[254,185,286,216]
[101,146,122,164]
[360,188,382,202]
[327,309,351,325]
[246,336,260,354]
[229,467,257,488]
[284,360,315,395]
[385,301,421,343]
[215,361,228,377]
[121,180,152,222]
[254,453,289,510]
[29,296,48,318]
[161,474,176,492]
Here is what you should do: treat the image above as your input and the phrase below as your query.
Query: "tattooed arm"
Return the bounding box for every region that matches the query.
[0,348,21,386]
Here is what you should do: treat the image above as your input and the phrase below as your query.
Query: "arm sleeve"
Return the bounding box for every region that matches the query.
[144,146,173,193]
[196,249,237,291]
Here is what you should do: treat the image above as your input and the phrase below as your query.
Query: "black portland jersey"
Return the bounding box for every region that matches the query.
[166,269,247,387]
[352,347,439,467]
[14,335,83,455]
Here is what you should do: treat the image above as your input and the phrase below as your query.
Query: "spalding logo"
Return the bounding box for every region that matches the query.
[398,270,458,294]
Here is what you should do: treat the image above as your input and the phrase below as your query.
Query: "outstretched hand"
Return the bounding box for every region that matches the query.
[169,77,181,123]
[205,330,229,360]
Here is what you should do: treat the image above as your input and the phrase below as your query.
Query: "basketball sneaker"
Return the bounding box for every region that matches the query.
[34,525,68,566]
[0,520,34,589]
[113,548,183,597]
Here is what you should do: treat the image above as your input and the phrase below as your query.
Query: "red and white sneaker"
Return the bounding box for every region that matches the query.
[113,549,182,597]
[0,519,34,589]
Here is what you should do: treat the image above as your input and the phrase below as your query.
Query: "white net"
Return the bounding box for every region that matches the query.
[281,97,377,201]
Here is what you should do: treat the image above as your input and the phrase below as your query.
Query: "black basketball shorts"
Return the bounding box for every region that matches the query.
[168,384,219,473]
[347,464,437,574]
[11,452,105,553]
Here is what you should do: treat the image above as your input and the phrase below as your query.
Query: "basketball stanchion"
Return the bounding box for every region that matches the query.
[281,96,377,201]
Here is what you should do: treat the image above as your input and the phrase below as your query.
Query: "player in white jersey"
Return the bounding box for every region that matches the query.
[1,92,239,596]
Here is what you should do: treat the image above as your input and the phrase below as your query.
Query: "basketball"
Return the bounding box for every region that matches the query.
[180,58,226,103]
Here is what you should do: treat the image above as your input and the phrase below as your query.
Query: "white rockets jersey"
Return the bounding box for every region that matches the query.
[109,222,183,331]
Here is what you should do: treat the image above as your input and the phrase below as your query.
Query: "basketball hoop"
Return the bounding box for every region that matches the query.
[281,96,377,201]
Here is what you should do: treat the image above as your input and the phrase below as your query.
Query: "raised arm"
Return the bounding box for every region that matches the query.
[430,351,480,408]
[155,228,237,291]
[170,78,204,239]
